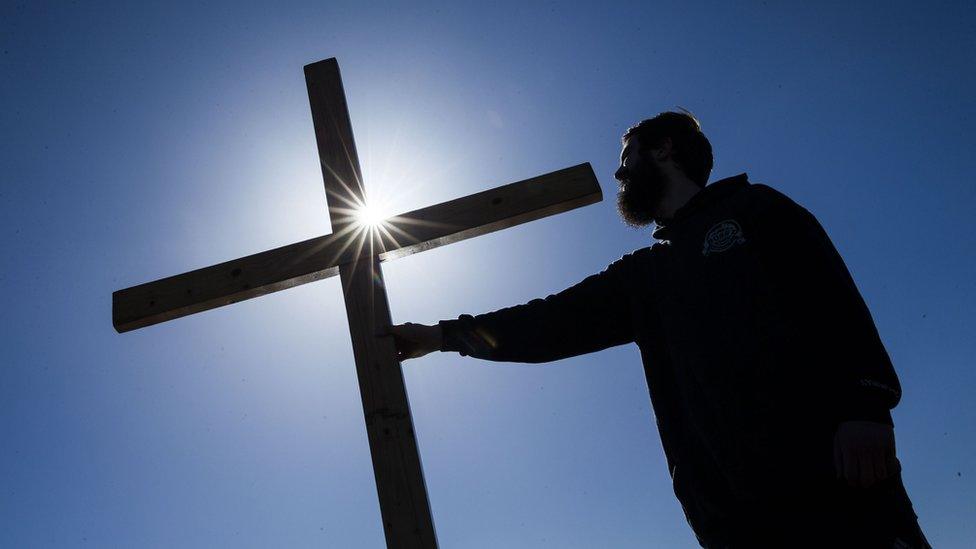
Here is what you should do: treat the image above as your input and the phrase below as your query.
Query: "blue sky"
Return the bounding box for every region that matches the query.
[2,1,974,547]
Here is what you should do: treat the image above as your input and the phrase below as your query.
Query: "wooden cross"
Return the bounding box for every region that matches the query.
[113,58,602,548]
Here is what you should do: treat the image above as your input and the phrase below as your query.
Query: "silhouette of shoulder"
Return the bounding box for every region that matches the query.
[746,183,816,220]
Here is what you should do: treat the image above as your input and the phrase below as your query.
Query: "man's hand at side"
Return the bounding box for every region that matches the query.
[833,420,900,488]
[377,322,443,361]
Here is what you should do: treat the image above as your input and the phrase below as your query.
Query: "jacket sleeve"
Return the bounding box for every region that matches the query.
[751,185,901,425]
[438,256,637,363]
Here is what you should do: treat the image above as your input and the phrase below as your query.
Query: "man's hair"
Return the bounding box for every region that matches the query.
[622,110,713,188]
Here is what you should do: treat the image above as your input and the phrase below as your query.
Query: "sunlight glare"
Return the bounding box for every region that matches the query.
[355,199,393,228]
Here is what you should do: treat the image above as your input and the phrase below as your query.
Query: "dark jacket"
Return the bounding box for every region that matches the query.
[438,174,902,543]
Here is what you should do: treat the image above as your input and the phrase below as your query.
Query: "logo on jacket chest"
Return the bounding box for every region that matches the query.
[702,219,746,256]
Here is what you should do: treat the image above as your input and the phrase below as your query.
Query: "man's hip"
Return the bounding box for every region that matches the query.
[710,473,930,548]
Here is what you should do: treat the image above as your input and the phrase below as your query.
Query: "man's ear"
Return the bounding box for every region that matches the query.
[650,138,674,161]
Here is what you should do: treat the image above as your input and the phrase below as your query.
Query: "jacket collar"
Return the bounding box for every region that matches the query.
[651,173,750,241]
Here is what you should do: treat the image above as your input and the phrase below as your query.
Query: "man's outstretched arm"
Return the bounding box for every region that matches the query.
[382,255,639,364]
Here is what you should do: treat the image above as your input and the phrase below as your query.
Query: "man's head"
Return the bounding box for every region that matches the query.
[614,111,713,227]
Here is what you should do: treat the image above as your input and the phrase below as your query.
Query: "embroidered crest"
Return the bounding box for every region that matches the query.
[702,219,746,256]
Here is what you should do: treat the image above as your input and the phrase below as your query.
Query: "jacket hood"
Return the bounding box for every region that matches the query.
[651,173,750,241]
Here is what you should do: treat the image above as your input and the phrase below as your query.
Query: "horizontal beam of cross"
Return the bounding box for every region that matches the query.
[112,163,601,333]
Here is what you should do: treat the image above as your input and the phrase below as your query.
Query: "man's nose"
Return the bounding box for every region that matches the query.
[614,165,627,182]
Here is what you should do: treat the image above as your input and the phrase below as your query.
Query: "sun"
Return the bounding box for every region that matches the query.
[355,200,392,228]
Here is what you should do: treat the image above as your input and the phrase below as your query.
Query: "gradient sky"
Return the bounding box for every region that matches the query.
[2,1,974,547]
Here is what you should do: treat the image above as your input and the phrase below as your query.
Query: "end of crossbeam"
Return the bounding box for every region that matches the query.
[112,289,143,333]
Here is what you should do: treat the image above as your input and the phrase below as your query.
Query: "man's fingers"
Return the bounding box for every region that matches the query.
[886,454,901,477]
[377,323,417,337]
[833,437,844,479]
[379,322,437,361]
[399,345,412,359]
[844,448,859,486]
[396,346,416,361]
[874,450,891,481]
[833,421,900,489]
[858,451,876,487]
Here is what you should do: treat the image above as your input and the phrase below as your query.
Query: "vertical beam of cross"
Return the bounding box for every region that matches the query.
[304,59,438,548]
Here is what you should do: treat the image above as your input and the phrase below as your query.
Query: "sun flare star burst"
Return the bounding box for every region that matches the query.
[356,201,391,228]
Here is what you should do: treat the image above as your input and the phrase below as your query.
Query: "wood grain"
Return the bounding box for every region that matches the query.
[112,163,600,333]
[305,57,438,549]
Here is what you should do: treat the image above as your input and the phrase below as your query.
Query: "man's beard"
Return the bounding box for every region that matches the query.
[616,164,666,228]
